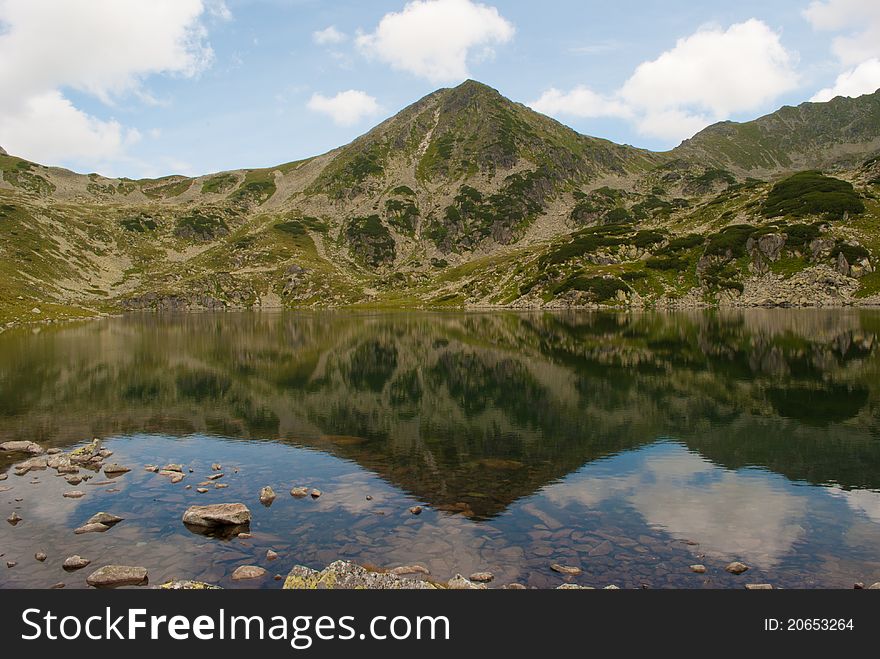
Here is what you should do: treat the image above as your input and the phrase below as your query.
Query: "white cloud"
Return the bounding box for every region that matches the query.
[811,57,880,101]
[528,20,799,144]
[0,0,221,169]
[805,0,880,100]
[530,86,632,120]
[356,0,514,83]
[307,90,380,126]
[313,25,347,45]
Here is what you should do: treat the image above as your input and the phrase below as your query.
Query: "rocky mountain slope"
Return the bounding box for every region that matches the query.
[1,80,880,326]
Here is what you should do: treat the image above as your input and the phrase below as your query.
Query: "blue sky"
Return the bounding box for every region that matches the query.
[1,0,878,178]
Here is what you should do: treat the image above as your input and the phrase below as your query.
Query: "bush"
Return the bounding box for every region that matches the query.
[704,224,755,257]
[656,234,703,255]
[553,275,628,301]
[646,256,688,271]
[762,171,864,219]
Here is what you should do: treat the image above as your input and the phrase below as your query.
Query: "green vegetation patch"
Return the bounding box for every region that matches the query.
[762,171,865,219]
[1,156,55,196]
[344,215,396,267]
[384,197,419,234]
[229,170,276,205]
[273,216,330,236]
[202,174,238,195]
[553,275,629,301]
[141,176,192,199]
[174,209,229,241]
[120,214,158,233]
[704,224,756,258]
[539,224,631,268]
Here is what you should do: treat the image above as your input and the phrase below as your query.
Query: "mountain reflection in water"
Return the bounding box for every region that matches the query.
[1,309,880,588]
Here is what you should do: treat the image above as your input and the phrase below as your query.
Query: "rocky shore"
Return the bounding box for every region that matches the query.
[3,438,880,590]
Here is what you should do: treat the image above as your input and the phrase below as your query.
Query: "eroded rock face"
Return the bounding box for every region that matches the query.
[86,565,148,588]
[283,561,437,590]
[182,503,251,527]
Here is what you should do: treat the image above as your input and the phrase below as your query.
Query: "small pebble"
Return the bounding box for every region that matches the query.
[35,552,47,562]
[409,506,422,515]
[310,489,322,499]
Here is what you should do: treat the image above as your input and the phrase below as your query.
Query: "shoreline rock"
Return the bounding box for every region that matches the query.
[87,565,149,588]
[284,561,437,590]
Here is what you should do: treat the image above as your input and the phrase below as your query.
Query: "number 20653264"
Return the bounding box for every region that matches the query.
[764,619,854,631]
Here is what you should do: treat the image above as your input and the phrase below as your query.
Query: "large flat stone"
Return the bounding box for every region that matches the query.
[182,503,251,527]
[86,566,148,588]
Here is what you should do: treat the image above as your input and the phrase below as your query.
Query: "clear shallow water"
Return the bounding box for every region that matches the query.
[2,309,880,588]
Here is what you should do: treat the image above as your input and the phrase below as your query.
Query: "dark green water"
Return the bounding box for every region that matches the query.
[2,309,880,588]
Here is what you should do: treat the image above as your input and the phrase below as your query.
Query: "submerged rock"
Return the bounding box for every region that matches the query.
[182,503,251,527]
[389,565,429,576]
[469,571,494,583]
[745,584,773,590]
[15,456,48,475]
[87,565,148,588]
[447,574,486,590]
[74,522,110,534]
[284,561,437,590]
[556,584,595,589]
[35,552,47,562]
[409,506,422,515]
[310,489,322,499]
[725,561,750,575]
[63,490,85,499]
[690,564,707,574]
[232,566,267,581]
[159,580,221,590]
[290,487,309,498]
[87,512,123,526]
[62,555,91,571]
[550,564,582,576]
[103,464,131,476]
[266,550,279,561]
[7,512,22,525]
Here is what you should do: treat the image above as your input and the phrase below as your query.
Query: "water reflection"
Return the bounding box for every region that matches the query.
[1,309,880,587]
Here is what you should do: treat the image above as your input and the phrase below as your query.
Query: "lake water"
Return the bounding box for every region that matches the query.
[2,309,880,589]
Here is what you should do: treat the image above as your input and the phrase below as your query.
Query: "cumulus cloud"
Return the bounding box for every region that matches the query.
[312,25,347,45]
[307,90,380,126]
[530,86,632,120]
[805,0,880,100]
[0,0,222,169]
[528,20,799,144]
[812,57,880,101]
[356,0,514,83]
[530,19,798,141]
